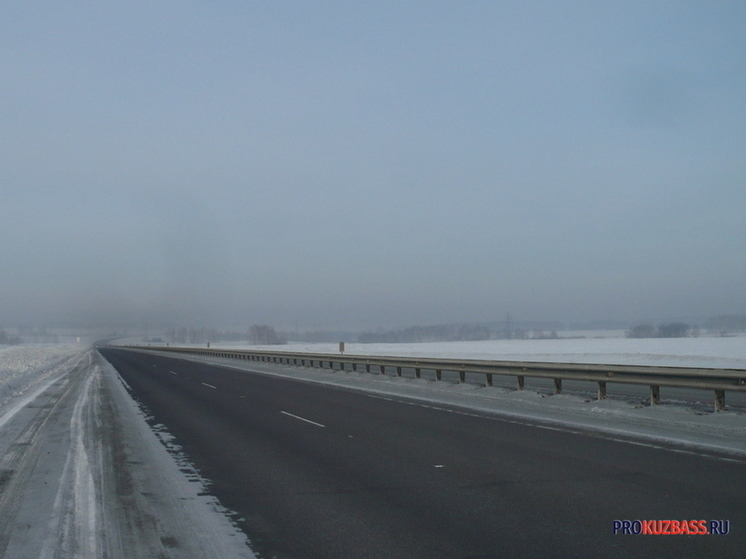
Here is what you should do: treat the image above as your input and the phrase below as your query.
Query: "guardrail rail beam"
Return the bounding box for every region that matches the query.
[125,345,746,412]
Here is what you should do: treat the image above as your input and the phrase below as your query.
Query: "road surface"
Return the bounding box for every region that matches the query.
[100,347,746,559]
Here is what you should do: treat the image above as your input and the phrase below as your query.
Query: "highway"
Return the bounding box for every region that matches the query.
[99,347,746,559]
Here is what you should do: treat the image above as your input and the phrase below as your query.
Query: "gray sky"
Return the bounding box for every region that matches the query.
[2,1,745,330]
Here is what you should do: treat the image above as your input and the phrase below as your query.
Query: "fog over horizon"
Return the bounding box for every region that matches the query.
[2,2,745,333]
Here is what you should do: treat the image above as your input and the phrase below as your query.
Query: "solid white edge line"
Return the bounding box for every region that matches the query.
[202,383,217,389]
[280,410,325,428]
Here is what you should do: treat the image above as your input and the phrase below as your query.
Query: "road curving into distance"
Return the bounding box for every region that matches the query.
[99,347,746,559]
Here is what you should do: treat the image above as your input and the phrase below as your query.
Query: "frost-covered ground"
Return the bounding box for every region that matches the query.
[0,345,255,559]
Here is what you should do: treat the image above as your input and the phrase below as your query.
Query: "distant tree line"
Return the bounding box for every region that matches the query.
[168,327,226,344]
[166,327,268,344]
[358,323,490,344]
[0,330,23,345]
[284,330,359,343]
[166,326,284,345]
[248,325,285,345]
[626,322,697,338]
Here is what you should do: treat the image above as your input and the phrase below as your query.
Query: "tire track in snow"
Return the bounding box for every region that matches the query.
[1,349,255,559]
[0,350,94,557]
[40,362,100,559]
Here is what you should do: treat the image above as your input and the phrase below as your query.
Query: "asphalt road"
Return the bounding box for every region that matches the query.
[99,348,746,559]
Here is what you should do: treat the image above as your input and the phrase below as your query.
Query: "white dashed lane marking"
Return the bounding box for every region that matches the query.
[280,411,325,428]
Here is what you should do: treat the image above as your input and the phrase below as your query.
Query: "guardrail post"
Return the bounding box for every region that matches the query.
[715,390,725,412]
[415,368,421,379]
[597,381,607,400]
[485,373,493,387]
[352,363,357,371]
[459,371,465,383]
[553,379,562,394]
[380,365,385,375]
[365,364,370,373]
[650,385,660,405]
[397,366,402,377]
[517,375,524,390]
[435,369,442,381]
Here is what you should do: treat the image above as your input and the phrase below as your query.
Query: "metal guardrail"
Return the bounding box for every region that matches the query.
[126,345,746,411]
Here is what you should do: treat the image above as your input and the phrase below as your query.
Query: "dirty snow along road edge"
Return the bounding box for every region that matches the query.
[0,347,256,559]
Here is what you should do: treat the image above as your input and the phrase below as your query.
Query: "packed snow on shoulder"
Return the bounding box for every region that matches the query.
[0,345,256,559]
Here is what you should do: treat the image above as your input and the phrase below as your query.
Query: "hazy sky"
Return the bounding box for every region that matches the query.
[2,1,745,330]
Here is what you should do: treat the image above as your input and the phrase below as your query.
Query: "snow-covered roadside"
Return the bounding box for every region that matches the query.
[95,353,256,558]
[0,346,256,559]
[137,349,746,460]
